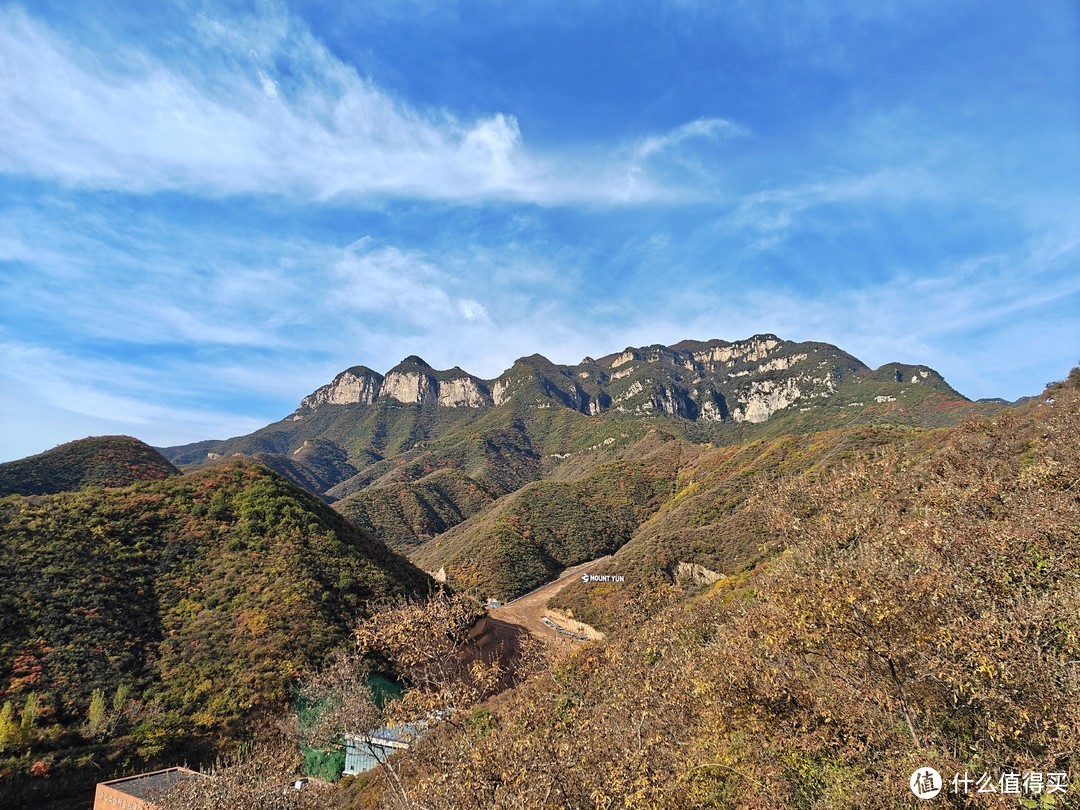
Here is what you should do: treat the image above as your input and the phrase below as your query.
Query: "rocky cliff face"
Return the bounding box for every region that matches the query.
[437,374,492,407]
[592,335,856,423]
[684,335,781,370]
[382,357,440,406]
[294,358,493,414]
[291,334,962,426]
[299,366,384,411]
[731,377,808,423]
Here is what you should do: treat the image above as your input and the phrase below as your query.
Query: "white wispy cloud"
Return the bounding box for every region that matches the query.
[0,341,272,460]
[0,6,733,205]
[1,211,306,349]
[635,117,747,159]
[725,166,942,249]
[1,201,593,410]
[331,241,495,329]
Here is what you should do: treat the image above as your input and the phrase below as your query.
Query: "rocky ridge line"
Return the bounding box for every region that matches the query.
[292,334,959,426]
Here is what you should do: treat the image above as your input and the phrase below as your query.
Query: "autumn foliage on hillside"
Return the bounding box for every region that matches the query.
[412,440,681,600]
[0,460,431,807]
[374,385,1079,808]
[551,423,933,632]
[0,435,178,496]
[336,470,498,551]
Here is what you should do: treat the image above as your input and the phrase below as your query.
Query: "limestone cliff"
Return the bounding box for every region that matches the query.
[382,356,440,406]
[299,366,384,410]
[297,357,495,413]
[731,377,806,423]
[437,374,492,407]
[290,335,961,427]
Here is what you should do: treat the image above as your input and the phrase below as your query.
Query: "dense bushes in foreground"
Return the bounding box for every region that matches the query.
[378,385,1079,808]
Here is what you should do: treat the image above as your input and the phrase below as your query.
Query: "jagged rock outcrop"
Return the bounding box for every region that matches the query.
[491,378,513,407]
[680,335,781,370]
[295,358,493,412]
[382,356,440,406]
[674,561,722,586]
[436,369,493,407]
[697,391,729,421]
[595,335,848,422]
[731,377,806,423]
[299,366,383,410]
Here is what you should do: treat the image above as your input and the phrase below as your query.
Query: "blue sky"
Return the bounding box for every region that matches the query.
[1,0,1078,460]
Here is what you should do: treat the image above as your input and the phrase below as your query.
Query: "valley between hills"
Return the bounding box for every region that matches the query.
[0,335,1076,809]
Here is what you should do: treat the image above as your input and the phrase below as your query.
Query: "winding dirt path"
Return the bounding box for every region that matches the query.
[489,557,610,647]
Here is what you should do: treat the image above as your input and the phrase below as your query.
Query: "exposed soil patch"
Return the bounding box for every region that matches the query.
[489,557,609,649]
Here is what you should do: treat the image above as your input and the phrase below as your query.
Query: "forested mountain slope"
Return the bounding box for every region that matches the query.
[0,460,432,807]
[0,435,178,496]
[161,336,998,511]
[158,336,1002,599]
[374,375,1080,809]
[410,432,686,599]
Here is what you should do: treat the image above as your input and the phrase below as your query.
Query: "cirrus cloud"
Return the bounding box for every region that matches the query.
[0,6,737,206]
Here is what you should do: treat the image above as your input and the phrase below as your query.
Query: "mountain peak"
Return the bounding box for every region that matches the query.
[0,435,178,496]
[513,353,556,368]
[392,355,432,370]
[299,366,384,412]
[335,364,380,379]
[287,336,966,426]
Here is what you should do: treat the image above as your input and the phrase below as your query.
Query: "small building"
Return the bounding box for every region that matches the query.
[344,724,423,776]
[93,767,208,809]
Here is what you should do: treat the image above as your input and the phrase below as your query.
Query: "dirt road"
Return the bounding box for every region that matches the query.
[489,557,610,647]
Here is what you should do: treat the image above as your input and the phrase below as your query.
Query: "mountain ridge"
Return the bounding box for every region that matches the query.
[0,435,179,497]
[289,333,910,422]
[160,334,985,502]
[147,335,1006,599]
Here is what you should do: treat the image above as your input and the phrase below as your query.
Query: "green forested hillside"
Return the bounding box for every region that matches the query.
[334,469,497,551]
[411,433,685,599]
[152,340,1006,620]
[0,460,431,806]
[407,419,944,608]
[152,340,1006,618]
[0,436,178,496]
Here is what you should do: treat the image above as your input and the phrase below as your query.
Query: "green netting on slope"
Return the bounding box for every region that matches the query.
[296,674,404,781]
